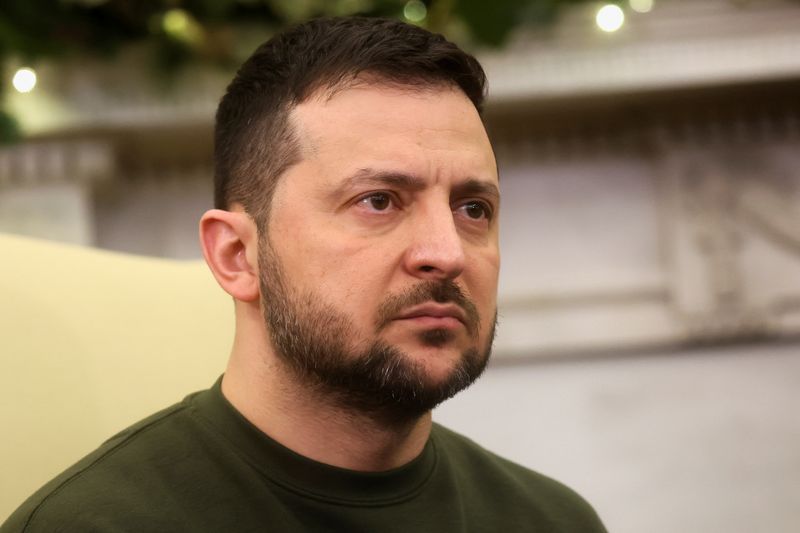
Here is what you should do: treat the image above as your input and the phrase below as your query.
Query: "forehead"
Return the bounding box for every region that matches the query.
[288,82,497,183]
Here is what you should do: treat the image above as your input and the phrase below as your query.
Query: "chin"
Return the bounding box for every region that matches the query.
[402,341,479,380]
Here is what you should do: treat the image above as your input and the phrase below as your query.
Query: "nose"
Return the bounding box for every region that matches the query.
[403,205,466,281]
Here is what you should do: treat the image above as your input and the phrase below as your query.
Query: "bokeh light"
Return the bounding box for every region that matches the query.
[629,0,655,13]
[12,68,37,93]
[403,0,427,23]
[161,8,202,45]
[596,4,625,32]
[163,9,190,35]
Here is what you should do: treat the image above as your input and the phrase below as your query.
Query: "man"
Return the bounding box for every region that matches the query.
[3,17,606,532]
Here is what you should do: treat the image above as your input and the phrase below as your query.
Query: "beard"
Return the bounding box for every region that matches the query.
[258,237,495,424]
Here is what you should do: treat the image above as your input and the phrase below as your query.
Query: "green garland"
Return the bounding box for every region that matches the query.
[0,0,604,142]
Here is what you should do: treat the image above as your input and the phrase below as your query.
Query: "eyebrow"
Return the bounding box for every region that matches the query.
[332,168,500,201]
[452,179,500,203]
[333,169,427,196]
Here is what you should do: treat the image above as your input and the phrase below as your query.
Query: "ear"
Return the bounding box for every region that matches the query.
[199,208,260,302]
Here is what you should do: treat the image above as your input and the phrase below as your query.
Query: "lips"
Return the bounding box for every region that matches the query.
[395,303,467,327]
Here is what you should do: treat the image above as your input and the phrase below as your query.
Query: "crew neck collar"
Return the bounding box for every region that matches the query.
[189,377,438,506]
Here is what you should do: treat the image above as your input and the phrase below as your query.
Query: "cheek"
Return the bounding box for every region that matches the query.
[465,252,500,310]
[312,239,380,283]
[286,234,396,313]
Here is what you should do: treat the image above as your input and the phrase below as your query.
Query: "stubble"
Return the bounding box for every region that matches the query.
[257,236,495,423]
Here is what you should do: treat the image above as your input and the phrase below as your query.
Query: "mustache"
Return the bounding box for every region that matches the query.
[375,280,481,336]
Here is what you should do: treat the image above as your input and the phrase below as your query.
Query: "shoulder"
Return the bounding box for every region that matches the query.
[431,423,607,532]
[1,396,203,533]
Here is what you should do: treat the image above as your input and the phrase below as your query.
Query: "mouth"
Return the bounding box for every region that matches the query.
[394,303,467,330]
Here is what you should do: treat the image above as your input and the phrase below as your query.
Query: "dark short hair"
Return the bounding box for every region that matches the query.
[213,16,487,227]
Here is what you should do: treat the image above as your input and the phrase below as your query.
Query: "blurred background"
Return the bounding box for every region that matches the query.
[2,0,799,531]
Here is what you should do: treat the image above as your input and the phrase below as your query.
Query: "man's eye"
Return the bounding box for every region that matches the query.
[459,201,491,220]
[358,193,393,211]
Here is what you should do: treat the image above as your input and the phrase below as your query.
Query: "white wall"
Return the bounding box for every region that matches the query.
[94,175,212,259]
[0,183,94,245]
[435,342,800,533]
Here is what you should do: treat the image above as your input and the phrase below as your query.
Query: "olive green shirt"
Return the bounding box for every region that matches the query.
[2,379,606,532]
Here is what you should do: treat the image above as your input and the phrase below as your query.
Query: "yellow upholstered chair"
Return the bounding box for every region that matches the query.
[0,232,234,520]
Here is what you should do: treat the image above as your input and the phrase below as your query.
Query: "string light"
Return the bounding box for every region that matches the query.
[12,67,37,93]
[596,4,625,32]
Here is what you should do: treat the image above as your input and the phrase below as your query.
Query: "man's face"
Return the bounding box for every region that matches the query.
[259,82,500,420]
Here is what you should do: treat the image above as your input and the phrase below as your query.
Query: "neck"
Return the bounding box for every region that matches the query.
[221,314,432,472]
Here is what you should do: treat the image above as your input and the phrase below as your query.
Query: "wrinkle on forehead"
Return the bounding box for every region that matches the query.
[289,81,496,182]
[294,80,481,132]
